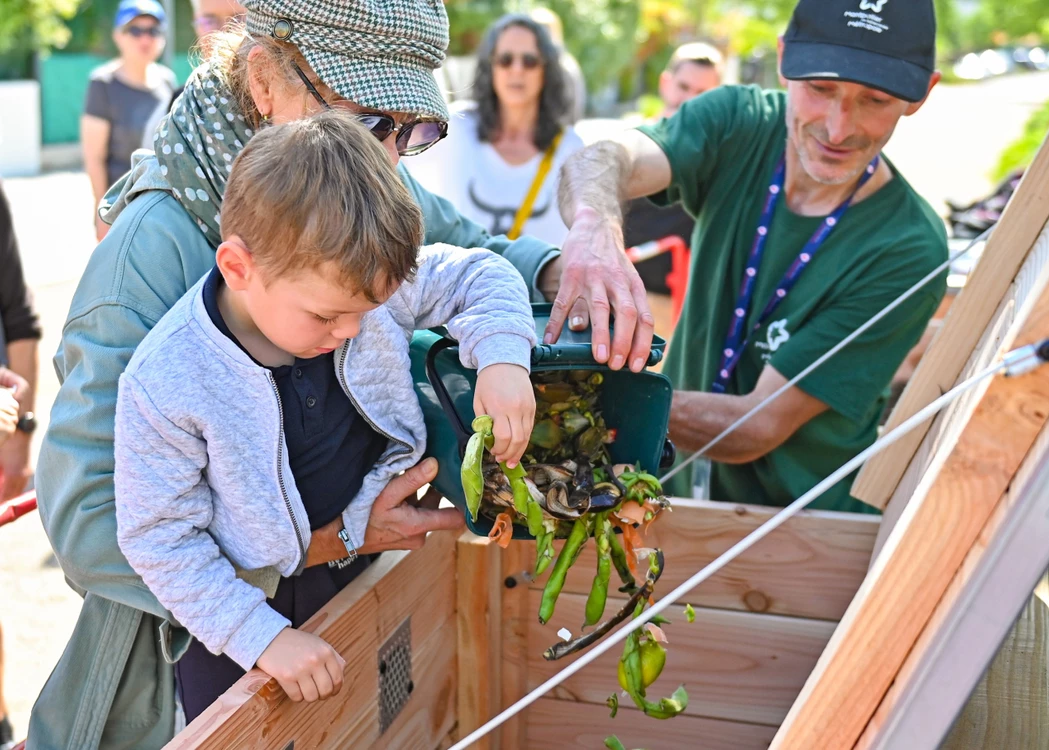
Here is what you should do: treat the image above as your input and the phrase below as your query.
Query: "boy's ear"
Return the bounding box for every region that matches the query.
[216,236,256,291]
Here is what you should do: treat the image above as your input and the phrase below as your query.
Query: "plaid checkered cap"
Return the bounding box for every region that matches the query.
[243,0,450,121]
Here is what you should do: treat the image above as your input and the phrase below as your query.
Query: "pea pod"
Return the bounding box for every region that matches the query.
[460,415,493,522]
[538,518,589,624]
[534,520,556,576]
[500,461,544,537]
[584,514,612,627]
[640,685,690,720]
[607,527,636,592]
[604,736,626,750]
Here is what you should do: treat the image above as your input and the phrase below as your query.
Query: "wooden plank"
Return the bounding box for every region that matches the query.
[769,278,1049,749]
[525,698,777,750]
[167,531,457,750]
[498,541,531,750]
[530,501,878,621]
[527,590,835,726]
[852,130,1049,509]
[856,425,1049,750]
[871,221,1049,559]
[456,533,499,750]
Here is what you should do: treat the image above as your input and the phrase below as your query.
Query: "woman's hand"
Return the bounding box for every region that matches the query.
[256,627,346,703]
[474,363,536,469]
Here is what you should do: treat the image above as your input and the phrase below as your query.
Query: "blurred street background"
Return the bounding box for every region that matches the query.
[2,0,1049,738]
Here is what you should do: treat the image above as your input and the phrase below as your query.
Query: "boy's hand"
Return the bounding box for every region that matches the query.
[256,627,346,703]
[474,364,535,468]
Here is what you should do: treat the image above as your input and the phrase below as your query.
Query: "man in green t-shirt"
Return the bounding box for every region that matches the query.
[549,0,947,513]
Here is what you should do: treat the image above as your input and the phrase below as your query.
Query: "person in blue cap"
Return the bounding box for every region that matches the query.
[556,0,947,514]
[81,0,176,241]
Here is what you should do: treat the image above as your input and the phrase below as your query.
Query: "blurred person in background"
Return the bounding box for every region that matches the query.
[0,178,39,750]
[529,7,586,123]
[658,42,723,119]
[407,13,584,245]
[82,0,176,241]
[142,0,247,149]
[625,42,724,294]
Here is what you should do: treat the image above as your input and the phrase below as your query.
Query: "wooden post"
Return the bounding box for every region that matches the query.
[851,130,1049,509]
[456,533,500,750]
[499,541,532,750]
[769,274,1049,749]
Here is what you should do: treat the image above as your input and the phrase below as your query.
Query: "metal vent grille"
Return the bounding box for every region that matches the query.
[377,617,413,734]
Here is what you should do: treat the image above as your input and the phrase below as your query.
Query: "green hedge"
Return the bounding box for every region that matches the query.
[993,98,1049,181]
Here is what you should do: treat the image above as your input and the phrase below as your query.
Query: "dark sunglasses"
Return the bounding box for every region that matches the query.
[124,25,163,38]
[292,63,447,157]
[494,52,542,70]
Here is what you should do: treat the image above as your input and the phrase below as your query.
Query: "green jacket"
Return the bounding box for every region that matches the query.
[28,156,557,749]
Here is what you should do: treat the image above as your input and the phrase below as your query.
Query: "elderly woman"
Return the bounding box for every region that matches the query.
[30,1,651,747]
[409,14,584,245]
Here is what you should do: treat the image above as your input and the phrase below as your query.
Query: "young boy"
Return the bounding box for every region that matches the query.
[114,111,537,720]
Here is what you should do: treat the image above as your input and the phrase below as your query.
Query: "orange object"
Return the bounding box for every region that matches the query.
[486,512,514,548]
[625,235,690,329]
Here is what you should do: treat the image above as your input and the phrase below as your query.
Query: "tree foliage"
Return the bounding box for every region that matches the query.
[0,0,84,56]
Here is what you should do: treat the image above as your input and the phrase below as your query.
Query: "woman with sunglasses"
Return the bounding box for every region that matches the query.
[81,0,175,241]
[407,13,584,245]
[32,0,652,746]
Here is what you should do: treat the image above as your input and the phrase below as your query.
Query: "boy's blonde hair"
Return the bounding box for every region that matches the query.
[222,110,423,301]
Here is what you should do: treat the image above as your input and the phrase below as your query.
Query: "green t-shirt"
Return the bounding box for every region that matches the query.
[638,85,947,513]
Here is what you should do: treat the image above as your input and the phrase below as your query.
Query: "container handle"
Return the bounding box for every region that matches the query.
[424,336,474,452]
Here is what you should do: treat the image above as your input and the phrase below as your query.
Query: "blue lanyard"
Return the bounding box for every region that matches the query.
[712,153,880,394]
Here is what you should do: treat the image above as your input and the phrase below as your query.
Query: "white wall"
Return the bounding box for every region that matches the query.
[0,80,42,177]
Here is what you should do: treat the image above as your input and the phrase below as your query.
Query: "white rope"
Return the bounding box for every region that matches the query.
[659,227,993,486]
[450,349,1029,750]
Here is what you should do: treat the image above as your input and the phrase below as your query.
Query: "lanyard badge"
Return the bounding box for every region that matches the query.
[711,154,880,394]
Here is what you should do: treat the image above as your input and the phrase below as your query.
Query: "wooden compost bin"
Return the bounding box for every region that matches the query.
[168,500,878,750]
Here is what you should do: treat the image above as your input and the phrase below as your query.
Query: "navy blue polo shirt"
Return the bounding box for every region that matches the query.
[202,267,388,529]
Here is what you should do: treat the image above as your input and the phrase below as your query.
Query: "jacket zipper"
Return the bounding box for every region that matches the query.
[267,372,307,562]
[337,341,412,463]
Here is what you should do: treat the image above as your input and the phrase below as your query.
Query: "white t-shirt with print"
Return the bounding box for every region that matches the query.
[405,103,584,246]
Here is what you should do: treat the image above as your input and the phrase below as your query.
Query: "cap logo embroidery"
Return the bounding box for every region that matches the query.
[859,0,888,12]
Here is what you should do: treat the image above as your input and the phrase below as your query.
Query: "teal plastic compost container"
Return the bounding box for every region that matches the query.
[409,304,675,539]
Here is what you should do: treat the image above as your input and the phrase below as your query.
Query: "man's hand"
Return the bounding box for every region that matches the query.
[304,458,464,566]
[544,208,655,374]
[474,363,535,469]
[0,368,32,498]
[0,390,16,447]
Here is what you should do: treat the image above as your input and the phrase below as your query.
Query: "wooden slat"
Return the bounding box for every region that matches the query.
[769,276,1049,748]
[857,423,1049,749]
[456,533,499,750]
[525,698,777,750]
[529,501,878,621]
[852,130,1049,509]
[527,590,834,726]
[498,541,531,750]
[167,531,457,749]
[871,221,1049,559]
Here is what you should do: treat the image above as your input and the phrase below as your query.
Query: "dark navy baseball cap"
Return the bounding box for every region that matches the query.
[781,0,936,103]
[114,0,167,29]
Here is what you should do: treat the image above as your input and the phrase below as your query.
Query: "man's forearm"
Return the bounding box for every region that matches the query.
[7,338,37,413]
[558,141,632,227]
[668,390,773,464]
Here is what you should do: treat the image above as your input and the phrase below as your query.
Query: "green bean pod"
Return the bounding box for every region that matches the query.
[538,518,589,624]
[534,521,556,576]
[500,461,544,538]
[607,527,636,591]
[584,515,612,627]
[461,416,493,522]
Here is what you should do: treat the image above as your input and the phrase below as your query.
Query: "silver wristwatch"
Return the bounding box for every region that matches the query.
[328,527,359,570]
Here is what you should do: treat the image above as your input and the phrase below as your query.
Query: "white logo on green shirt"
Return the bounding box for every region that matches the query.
[766,319,790,352]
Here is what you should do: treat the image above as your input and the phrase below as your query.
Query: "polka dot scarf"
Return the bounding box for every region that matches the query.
[154,63,257,247]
